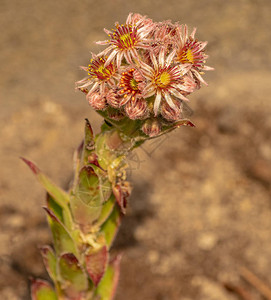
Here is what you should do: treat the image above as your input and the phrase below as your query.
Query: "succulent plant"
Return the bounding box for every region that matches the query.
[22,13,212,300]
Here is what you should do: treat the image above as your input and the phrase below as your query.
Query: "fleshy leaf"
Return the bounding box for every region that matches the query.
[59,253,88,296]
[94,193,116,228]
[44,207,77,255]
[70,194,102,233]
[39,246,57,281]
[46,194,73,230]
[31,278,57,300]
[75,166,100,204]
[21,158,70,207]
[95,254,122,300]
[101,205,122,247]
[71,165,109,230]
[46,194,64,223]
[85,245,108,286]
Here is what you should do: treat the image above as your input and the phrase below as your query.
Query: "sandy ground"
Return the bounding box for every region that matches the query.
[1,0,271,299]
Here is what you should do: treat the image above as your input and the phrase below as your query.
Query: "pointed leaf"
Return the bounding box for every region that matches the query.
[59,253,88,296]
[21,158,70,207]
[31,278,57,300]
[173,119,195,128]
[44,207,77,255]
[101,205,122,247]
[85,245,108,286]
[39,246,57,281]
[95,255,122,300]
[82,119,95,164]
[71,139,84,192]
[46,194,73,230]
[46,194,64,223]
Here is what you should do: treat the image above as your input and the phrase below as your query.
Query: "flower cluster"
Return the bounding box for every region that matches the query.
[76,13,213,137]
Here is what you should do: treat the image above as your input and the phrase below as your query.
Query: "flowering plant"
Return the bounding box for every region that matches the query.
[23,13,212,300]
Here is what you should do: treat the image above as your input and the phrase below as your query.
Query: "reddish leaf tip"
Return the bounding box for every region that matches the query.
[86,245,108,286]
[20,157,40,175]
[43,207,59,222]
[60,253,79,265]
[38,245,50,255]
[85,118,94,136]
[30,278,52,295]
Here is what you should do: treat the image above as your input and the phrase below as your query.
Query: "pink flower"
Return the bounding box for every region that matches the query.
[76,54,117,96]
[151,20,179,54]
[174,25,214,85]
[125,98,149,120]
[77,13,213,128]
[141,48,191,116]
[118,67,146,106]
[161,98,181,121]
[97,13,154,68]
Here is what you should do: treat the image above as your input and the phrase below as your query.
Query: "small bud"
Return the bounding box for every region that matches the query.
[87,92,107,110]
[181,74,199,96]
[125,98,148,120]
[141,119,161,137]
[106,89,121,108]
[161,99,181,121]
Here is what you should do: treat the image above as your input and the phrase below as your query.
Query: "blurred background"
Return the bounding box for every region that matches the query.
[1,0,271,299]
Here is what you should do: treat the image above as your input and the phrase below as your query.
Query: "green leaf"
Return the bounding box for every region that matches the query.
[31,279,57,300]
[95,255,121,300]
[70,193,102,232]
[44,207,77,256]
[75,166,100,204]
[46,194,64,223]
[101,205,122,248]
[94,194,116,228]
[46,194,73,230]
[71,164,112,230]
[59,253,88,296]
[39,246,57,281]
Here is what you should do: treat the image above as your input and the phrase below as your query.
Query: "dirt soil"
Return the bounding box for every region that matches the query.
[1,0,271,299]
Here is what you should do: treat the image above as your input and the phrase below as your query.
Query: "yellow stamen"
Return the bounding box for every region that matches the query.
[186,49,194,64]
[130,78,138,90]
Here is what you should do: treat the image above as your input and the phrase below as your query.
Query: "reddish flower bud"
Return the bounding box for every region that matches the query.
[161,98,182,121]
[87,92,107,110]
[125,98,149,120]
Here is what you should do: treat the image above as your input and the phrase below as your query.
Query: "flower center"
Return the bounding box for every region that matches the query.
[88,57,115,81]
[119,68,142,101]
[111,25,137,50]
[155,71,171,88]
[178,48,195,64]
[130,78,138,90]
[185,49,194,64]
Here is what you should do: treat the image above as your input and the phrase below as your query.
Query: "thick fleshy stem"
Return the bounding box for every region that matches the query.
[23,118,159,300]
